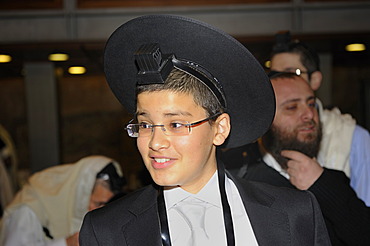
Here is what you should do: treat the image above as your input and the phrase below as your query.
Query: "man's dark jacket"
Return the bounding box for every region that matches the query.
[243,160,370,246]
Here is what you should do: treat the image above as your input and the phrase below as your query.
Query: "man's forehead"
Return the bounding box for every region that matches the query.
[273,77,314,103]
[271,52,304,69]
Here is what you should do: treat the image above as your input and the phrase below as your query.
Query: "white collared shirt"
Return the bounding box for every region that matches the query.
[164,171,258,246]
[263,153,290,179]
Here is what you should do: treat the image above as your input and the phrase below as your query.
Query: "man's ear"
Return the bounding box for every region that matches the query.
[310,71,322,91]
[213,113,231,146]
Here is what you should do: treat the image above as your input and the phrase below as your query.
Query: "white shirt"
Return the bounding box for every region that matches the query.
[263,153,290,179]
[164,171,258,246]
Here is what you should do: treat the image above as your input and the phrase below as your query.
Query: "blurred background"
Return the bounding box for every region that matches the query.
[1,0,370,191]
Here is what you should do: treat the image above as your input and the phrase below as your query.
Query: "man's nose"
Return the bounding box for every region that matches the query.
[301,105,314,121]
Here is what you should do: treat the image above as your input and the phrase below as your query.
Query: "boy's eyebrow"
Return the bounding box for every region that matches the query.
[136,111,148,117]
[163,111,193,117]
[136,111,193,118]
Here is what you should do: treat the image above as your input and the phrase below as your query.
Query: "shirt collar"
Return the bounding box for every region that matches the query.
[164,170,222,209]
[263,153,290,179]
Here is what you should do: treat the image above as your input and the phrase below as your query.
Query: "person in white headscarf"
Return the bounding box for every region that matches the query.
[0,155,125,246]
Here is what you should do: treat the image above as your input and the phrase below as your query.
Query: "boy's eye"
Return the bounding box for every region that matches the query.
[139,122,152,129]
[169,122,185,129]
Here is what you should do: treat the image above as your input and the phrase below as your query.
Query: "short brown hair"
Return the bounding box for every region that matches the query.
[136,68,224,119]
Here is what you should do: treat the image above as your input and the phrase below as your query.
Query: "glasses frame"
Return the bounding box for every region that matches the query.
[292,68,308,76]
[125,113,222,138]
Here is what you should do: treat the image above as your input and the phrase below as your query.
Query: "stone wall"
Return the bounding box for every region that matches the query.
[0,73,146,191]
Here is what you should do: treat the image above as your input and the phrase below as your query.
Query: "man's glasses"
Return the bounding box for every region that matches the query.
[269,68,309,76]
[290,68,308,76]
[268,68,312,80]
[125,113,221,138]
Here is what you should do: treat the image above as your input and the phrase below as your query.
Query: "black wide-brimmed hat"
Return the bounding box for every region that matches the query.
[104,14,275,148]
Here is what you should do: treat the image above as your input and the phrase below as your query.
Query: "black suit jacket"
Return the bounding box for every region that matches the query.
[80,172,330,246]
[243,160,370,246]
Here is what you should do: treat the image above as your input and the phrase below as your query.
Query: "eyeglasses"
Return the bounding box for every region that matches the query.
[282,68,309,76]
[291,68,308,76]
[125,113,221,138]
[269,68,309,76]
[268,69,312,80]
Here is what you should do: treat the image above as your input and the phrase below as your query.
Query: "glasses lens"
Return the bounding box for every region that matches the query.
[126,120,199,137]
[166,122,189,136]
[126,124,139,137]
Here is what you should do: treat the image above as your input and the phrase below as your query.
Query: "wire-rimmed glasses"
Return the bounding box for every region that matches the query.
[125,113,221,138]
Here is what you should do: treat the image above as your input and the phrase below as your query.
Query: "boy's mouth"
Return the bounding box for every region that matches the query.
[154,158,171,163]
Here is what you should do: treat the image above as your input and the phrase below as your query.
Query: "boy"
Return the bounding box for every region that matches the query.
[80,15,330,246]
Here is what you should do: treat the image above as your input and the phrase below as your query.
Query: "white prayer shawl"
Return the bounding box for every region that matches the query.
[1,155,121,240]
[316,99,356,177]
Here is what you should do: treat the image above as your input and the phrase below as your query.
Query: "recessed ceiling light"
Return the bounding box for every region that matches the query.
[68,66,86,75]
[345,43,366,52]
[48,53,69,61]
[0,54,12,63]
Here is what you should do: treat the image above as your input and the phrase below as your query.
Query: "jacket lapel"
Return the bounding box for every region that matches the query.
[122,185,163,246]
[245,199,291,245]
[228,173,292,245]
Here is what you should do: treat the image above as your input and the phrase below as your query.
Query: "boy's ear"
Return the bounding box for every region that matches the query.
[310,71,322,91]
[213,113,231,146]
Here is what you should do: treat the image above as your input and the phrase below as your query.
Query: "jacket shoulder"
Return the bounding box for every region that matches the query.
[88,184,157,224]
[236,176,317,209]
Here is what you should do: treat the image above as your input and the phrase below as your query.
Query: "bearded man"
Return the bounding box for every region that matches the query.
[242,72,370,246]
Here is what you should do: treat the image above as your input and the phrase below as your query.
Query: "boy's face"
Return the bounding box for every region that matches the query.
[136,90,224,194]
[271,52,310,83]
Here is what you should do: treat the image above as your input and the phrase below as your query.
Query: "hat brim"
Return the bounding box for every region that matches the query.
[104,14,275,148]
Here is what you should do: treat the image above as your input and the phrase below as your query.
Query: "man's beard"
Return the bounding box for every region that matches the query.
[262,120,322,169]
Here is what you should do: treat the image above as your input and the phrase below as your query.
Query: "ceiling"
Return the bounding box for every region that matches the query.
[1,32,370,79]
[0,42,105,78]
